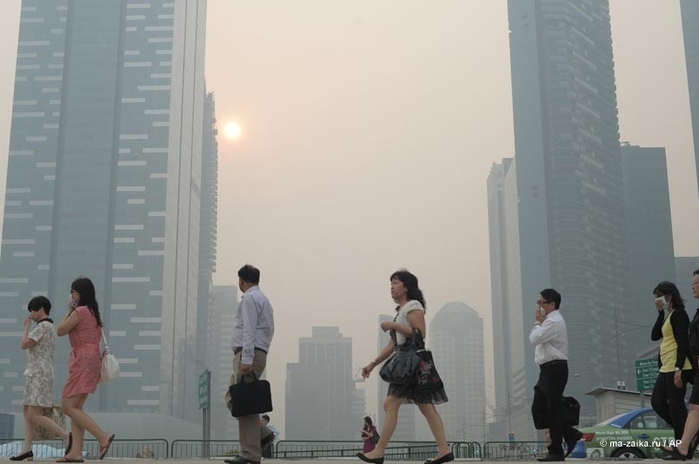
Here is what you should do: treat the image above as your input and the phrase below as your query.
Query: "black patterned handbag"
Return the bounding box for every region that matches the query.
[412,330,444,393]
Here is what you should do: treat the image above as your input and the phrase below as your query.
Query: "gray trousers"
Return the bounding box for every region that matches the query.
[225,350,272,461]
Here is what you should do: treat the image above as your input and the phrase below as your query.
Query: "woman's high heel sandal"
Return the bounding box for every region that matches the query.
[10,450,34,461]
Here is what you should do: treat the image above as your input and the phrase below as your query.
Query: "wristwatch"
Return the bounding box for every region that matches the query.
[675,367,681,371]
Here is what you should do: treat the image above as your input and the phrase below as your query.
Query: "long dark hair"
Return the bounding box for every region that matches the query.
[653,281,685,312]
[363,416,373,430]
[390,269,426,311]
[71,276,103,327]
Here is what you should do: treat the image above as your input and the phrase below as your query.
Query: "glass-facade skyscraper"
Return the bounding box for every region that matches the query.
[680,0,699,199]
[0,0,211,422]
[501,0,630,438]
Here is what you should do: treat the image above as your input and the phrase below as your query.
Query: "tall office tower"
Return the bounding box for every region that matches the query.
[681,0,699,198]
[0,0,208,421]
[506,0,629,437]
[286,327,362,439]
[430,302,486,442]
[676,257,699,294]
[196,91,219,420]
[376,314,416,441]
[486,158,514,441]
[209,286,238,440]
[621,144,676,360]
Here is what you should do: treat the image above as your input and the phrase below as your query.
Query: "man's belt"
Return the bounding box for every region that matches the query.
[233,347,267,355]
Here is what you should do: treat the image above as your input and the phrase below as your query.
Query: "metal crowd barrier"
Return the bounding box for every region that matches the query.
[0,438,169,459]
[0,438,483,460]
[171,439,241,459]
[482,441,548,460]
[273,440,481,460]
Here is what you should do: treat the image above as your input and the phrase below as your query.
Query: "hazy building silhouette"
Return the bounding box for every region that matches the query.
[676,257,699,295]
[208,286,238,440]
[486,158,517,441]
[286,327,362,439]
[680,0,699,199]
[376,314,415,441]
[505,0,630,437]
[621,144,676,360]
[0,0,209,421]
[197,91,220,415]
[430,302,485,442]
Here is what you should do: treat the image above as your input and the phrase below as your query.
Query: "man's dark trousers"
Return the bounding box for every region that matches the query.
[531,360,578,456]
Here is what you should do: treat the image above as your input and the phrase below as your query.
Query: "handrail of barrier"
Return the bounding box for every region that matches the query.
[0,437,482,460]
[451,441,481,459]
[0,438,169,459]
[171,439,240,459]
[274,440,481,460]
[483,441,548,459]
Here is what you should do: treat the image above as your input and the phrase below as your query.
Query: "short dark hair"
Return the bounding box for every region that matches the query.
[238,264,260,285]
[694,269,699,276]
[540,288,562,309]
[28,296,51,315]
[261,414,270,422]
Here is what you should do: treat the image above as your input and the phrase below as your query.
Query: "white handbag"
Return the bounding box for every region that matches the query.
[100,329,120,384]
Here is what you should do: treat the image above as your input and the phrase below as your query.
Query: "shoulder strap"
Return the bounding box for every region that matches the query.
[101,328,109,348]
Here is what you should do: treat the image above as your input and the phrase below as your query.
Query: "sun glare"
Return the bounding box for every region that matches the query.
[223,121,242,140]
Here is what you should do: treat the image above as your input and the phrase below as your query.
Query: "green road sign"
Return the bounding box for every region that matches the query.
[635,357,658,391]
[199,369,210,409]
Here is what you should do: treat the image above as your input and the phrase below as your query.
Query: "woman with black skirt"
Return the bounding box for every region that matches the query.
[356,270,451,464]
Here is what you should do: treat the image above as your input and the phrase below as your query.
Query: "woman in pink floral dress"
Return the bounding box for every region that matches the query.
[57,277,114,462]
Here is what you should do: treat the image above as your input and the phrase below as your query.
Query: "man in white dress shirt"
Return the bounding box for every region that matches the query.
[224,265,275,464]
[530,288,582,462]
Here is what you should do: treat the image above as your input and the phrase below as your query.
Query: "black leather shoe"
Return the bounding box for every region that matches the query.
[356,453,384,464]
[425,452,454,464]
[538,454,565,462]
[224,456,260,464]
[10,450,33,461]
[564,430,583,457]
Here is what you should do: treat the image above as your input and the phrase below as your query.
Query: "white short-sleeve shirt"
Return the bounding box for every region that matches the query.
[393,300,425,345]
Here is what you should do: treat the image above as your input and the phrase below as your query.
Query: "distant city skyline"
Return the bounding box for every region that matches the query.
[0,1,697,438]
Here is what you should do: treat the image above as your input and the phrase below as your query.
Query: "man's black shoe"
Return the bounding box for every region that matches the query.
[537,454,565,462]
[225,456,260,464]
[564,430,584,457]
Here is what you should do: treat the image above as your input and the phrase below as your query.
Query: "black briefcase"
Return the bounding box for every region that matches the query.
[228,373,273,418]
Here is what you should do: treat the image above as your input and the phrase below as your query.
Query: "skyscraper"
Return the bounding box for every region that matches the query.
[505,0,629,437]
[0,0,209,421]
[680,0,699,198]
[209,286,238,440]
[486,158,515,440]
[430,302,485,442]
[621,144,676,360]
[285,327,363,439]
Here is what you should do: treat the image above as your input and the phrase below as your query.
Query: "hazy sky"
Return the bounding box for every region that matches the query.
[0,0,698,437]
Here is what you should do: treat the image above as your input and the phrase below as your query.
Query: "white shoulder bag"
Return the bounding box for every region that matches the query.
[100,328,120,383]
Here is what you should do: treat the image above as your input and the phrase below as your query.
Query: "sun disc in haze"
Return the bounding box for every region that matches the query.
[223,121,242,139]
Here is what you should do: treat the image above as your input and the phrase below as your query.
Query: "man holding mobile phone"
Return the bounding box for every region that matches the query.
[530,288,582,462]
